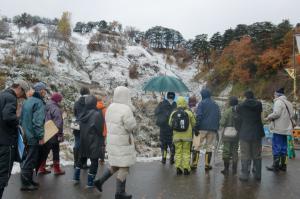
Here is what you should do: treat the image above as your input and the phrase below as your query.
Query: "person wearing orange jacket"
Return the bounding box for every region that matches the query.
[96,97,107,163]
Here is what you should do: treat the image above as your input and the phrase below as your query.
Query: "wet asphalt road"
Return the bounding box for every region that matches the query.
[3,153,300,199]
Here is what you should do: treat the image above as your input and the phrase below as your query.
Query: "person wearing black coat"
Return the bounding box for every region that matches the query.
[0,80,29,198]
[73,95,104,188]
[73,87,90,169]
[154,92,177,164]
[236,90,265,181]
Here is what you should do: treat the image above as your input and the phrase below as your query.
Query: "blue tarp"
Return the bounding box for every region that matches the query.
[17,127,25,160]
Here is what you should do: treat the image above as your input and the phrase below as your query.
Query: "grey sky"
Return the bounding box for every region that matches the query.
[1,0,299,39]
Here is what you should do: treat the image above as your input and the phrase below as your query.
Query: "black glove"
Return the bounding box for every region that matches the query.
[193,128,199,136]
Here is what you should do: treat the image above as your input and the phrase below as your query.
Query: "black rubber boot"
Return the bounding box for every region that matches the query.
[221,159,230,175]
[191,151,199,170]
[0,187,4,198]
[20,172,38,191]
[205,152,212,171]
[253,159,262,181]
[115,179,132,199]
[183,169,190,176]
[161,150,167,164]
[279,155,287,172]
[239,160,250,181]
[94,168,113,192]
[232,160,238,175]
[176,168,183,175]
[170,154,175,165]
[266,156,280,172]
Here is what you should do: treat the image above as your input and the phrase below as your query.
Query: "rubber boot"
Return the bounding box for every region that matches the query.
[205,152,212,171]
[183,169,190,176]
[221,159,229,175]
[0,188,4,199]
[115,179,132,199]
[73,167,80,183]
[86,173,95,188]
[253,159,262,181]
[53,161,65,175]
[266,156,280,172]
[176,168,183,175]
[239,160,250,181]
[232,160,238,175]
[170,154,175,165]
[279,155,287,171]
[161,150,167,164]
[191,151,199,170]
[20,171,38,191]
[38,160,51,175]
[94,168,113,192]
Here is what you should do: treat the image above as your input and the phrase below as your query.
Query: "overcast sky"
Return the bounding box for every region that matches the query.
[1,0,299,39]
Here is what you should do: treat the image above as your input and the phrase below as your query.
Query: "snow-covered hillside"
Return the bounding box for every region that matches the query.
[0,23,204,159]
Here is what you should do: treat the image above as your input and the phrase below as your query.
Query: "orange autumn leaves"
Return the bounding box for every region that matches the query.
[214,31,293,84]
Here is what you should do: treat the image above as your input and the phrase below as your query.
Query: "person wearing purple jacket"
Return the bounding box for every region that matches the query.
[38,93,65,175]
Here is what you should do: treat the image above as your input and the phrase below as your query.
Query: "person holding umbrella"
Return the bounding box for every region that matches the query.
[20,82,47,191]
[154,92,177,164]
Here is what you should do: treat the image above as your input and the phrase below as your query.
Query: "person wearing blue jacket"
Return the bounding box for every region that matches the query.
[192,88,220,171]
[20,82,47,191]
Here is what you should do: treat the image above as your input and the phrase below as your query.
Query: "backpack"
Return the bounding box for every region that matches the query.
[171,108,189,132]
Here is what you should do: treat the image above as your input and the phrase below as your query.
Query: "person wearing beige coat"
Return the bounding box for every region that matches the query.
[266,88,294,172]
[94,86,136,199]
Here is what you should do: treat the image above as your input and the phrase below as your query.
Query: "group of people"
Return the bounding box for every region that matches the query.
[0,80,67,195]
[71,86,136,199]
[154,88,294,182]
[0,78,295,199]
[0,79,137,199]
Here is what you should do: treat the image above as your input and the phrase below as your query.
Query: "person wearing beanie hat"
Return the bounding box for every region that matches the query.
[275,88,285,97]
[155,92,177,165]
[51,93,63,103]
[192,88,220,171]
[0,79,29,197]
[72,87,91,170]
[167,92,175,100]
[220,96,240,175]
[20,82,47,191]
[236,90,264,181]
[266,87,294,172]
[38,93,65,176]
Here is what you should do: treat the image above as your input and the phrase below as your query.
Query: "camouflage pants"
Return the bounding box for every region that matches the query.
[222,141,238,162]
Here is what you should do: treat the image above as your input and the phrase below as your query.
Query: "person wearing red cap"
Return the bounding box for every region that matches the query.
[38,92,65,175]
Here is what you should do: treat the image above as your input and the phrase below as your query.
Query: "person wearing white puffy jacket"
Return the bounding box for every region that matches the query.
[94,86,136,199]
[266,88,294,172]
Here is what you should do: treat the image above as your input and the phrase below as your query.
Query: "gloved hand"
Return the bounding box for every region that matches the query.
[57,133,64,142]
[194,128,199,136]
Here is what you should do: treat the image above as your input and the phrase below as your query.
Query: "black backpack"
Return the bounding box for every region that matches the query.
[171,108,189,132]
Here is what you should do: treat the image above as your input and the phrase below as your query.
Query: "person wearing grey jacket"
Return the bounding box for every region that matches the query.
[266,88,294,172]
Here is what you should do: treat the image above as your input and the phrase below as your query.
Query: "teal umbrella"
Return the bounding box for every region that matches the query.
[143,75,189,93]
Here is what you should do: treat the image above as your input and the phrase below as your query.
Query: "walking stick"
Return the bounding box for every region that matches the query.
[214,128,224,166]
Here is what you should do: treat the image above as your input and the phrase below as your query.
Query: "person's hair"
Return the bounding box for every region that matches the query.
[11,83,20,89]
[229,96,238,106]
[244,90,254,99]
[80,87,90,95]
